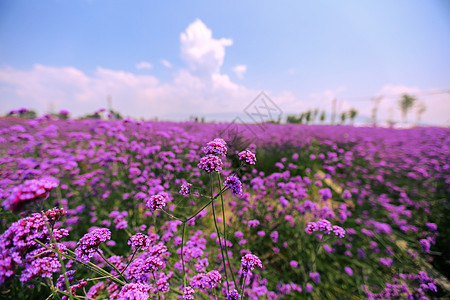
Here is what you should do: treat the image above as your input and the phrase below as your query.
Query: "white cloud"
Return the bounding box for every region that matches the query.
[135,61,153,70]
[161,59,172,68]
[232,64,247,79]
[180,19,233,78]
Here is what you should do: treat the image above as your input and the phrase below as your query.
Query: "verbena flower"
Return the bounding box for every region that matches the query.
[75,228,111,263]
[182,286,195,300]
[241,253,263,274]
[203,138,227,157]
[198,154,223,173]
[238,150,256,165]
[227,289,241,300]
[3,177,59,212]
[179,183,192,196]
[224,175,243,196]
[145,194,167,212]
[305,219,346,238]
[118,283,152,300]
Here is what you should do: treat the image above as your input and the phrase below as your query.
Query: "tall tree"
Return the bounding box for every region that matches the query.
[349,108,358,125]
[399,94,417,123]
[416,102,426,124]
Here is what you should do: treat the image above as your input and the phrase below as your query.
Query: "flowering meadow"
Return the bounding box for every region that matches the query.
[0,116,449,299]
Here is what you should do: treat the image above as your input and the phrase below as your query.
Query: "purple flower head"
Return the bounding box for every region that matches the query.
[179,183,192,196]
[198,154,223,173]
[203,138,227,157]
[290,260,299,268]
[75,228,111,263]
[118,283,151,300]
[241,253,263,273]
[128,233,150,250]
[3,177,59,212]
[344,267,353,276]
[43,207,66,225]
[183,286,195,300]
[145,194,167,212]
[224,175,243,196]
[332,225,346,238]
[318,188,332,200]
[248,219,260,228]
[379,257,393,267]
[227,289,242,300]
[309,272,321,283]
[238,149,256,165]
[419,238,431,253]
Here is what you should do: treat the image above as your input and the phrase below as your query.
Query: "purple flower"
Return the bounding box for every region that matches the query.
[248,219,260,227]
[309,272,321,283]
[305,219,345,238]
[419,239,431,253]
[198,154,223,173]
[227,289,241,300]
[145,194,167,212]
[118,283,151,300]
[224,175,243,196]
[203,138,227,157]
[241,253,263,273]
[344,267,353,276]
[318,188,332,200]
[183,286,195,300]
[3,177,59,212]
[238,149,256,165]
[306,283,313,293]
[379,257,393,267]
[179,183,192,196]
[75,228,111,263]
[290,260,299,268]
[128,233,150,250]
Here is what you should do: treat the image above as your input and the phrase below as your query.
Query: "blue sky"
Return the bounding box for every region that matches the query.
[0,0,449,125]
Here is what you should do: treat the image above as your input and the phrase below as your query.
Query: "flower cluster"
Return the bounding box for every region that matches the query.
[198,154,223,173]
[238,149,256,165]
[179,183,192,196]
[203,138,227,157]
[305,219,346,238]
[0,209,68,284]
[227,289,242,300]
[118,283,152,300]
[145,194,167,212]
[75,228,111,263]
[224,175,243,196]
[43,207,66,226]
[241,253,263,274]
[190,270,222,290]
[2,177,59,212]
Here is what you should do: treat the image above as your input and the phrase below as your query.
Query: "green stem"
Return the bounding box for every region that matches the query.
[181,222,187,287]
[96,250,129,283]
[119,246,141,278]
[42,214,74,300]
[33,239,126,286]
[152,271,161,300]
[241,273,248,297]
[217,173,237,289]
[210,174,229,294]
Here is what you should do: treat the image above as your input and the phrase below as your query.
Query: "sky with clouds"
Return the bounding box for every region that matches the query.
[0,0,449,125]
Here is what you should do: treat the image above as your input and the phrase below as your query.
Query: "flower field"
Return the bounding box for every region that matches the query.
[0,117,449,299]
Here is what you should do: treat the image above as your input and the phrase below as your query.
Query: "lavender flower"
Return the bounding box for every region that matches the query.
[75,228,111,263]
[224,175,243,196]
[198,154,223,173]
